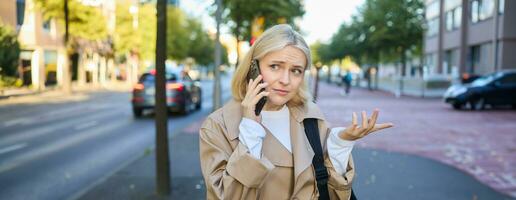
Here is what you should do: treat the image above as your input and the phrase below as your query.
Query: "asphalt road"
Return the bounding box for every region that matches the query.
[0,75,231,200]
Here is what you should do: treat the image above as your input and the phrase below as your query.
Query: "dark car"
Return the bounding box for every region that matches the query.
[131,69,202,117]
[443,70,516,110]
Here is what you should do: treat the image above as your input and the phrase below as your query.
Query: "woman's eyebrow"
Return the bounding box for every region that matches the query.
[270,60,304,67]
[270,60,286,64]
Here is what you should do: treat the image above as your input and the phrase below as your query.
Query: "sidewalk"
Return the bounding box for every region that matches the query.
[318,81,516,198]
[77,82,514,200]
[0,82,131,104]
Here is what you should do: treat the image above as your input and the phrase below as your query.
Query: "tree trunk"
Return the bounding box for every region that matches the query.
[326,64,331,83]
[155,0,171,195]
[235,37,241,68]
[399,47,407,96]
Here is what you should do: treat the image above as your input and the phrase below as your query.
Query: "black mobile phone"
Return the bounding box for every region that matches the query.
[247,59,267,116]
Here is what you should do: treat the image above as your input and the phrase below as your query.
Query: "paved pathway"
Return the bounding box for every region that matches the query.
[317,82,516,198]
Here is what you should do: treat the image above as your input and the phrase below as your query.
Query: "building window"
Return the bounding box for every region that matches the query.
[425,53,438,75]
[499,0,505,14]
[16,0,26,26]
[469,43,493,74]
[445,7,462,31]
[454,7,462,28]
[446,12,454,31]
[426,1,440,19]
[43,19,51,32]
[471,0,495,23]
[444,49,459,75]
[470,45,480,73]
[426,17,439,37]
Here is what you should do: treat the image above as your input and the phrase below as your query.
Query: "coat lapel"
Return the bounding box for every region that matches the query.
[221,99,242,141]
[262,127,293,167]
[290,111,314,182]
[289,101,326,196]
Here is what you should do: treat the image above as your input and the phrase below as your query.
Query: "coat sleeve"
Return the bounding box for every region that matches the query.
[199,118,276,200]
[320,121,355,200]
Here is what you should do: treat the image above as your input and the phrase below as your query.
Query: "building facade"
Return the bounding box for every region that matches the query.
[0,0,67,90]
[424,0,516,78]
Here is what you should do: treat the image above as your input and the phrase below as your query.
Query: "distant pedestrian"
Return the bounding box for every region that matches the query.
[199,24,393,200]
[342,70,352,96]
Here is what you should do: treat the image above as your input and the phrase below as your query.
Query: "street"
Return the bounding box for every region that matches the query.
[0,75,231,200]
[80,81,514,200]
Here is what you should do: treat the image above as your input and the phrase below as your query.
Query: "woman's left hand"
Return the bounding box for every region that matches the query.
[339,109,394,141]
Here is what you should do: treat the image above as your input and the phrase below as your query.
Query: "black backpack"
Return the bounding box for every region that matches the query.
[303,118,357,200]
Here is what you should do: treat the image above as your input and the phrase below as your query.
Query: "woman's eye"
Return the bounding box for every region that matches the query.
[269,64,279,70]
[292,69,303,75]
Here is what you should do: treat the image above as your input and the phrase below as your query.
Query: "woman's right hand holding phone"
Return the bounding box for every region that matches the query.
[241,75,269,123]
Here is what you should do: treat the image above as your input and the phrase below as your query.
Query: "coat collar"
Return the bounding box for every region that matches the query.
[221,99,325,141]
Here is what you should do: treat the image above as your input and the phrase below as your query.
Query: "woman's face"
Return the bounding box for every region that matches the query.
[258,45,307,108]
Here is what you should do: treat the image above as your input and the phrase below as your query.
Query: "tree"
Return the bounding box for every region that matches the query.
[362,0,424,74]
[328,0,424,71]
[0,22,20,77]
[166,6,189,61]
[220,0,305,66]
[114,3,156,61]
[35,0,108,44]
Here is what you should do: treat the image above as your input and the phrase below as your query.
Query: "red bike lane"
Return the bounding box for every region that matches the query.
[317,81,516,198]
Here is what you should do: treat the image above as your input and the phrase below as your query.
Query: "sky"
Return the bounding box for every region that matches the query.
[299,0,365,44]
[180,0,365,45]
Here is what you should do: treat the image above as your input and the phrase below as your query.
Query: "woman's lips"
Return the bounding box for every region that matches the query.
[273,89,289,96]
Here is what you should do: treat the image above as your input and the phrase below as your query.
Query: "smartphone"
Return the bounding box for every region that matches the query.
[246,59,267,116]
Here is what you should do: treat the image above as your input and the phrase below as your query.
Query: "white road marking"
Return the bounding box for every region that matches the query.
[0,119,130,174]
[0,110,123,147]
[2,118,34,127]
[0,143,28,155]
[74,121,98,130]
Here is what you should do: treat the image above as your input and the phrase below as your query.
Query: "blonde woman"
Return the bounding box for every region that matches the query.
[199,24,393,200]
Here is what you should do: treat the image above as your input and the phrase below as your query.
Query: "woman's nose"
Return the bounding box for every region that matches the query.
[279,70,290,85]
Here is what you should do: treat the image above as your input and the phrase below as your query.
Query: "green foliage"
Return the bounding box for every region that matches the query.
[138,4,157,60]
[34,0,108,41]
[114,3,156,60]
[166,6,189,61]
[0,76,22,88]
[325,0,424,66]
[221,0,305,42]
[166,6,220,66]
[0,22,20,77]
[185,17,214,66]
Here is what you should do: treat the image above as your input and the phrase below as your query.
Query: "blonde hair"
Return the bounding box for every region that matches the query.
[231,24,313,107]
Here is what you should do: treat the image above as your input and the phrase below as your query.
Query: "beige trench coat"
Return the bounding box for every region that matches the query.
[199,99,355,200]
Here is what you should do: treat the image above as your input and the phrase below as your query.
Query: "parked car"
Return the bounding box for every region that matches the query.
[444,70,516,110]
[131,69,202,117]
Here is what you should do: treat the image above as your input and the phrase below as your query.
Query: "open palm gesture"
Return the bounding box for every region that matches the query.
[339,109,394,141]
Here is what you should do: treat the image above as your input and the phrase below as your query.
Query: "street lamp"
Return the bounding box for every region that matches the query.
[313,62,322,102]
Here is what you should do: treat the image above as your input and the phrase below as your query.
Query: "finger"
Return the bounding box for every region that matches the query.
[248,78,253,90]
[371,123,394,132]
[250,75,262,90]
[245,79,253,99]
[361,111,367,129]
[367,109,379,131]
[252,82,268,96]
[250,91,270,106]
[351,112,357,126]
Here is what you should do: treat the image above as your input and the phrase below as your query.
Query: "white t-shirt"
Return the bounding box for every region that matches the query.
[238,105,354,175]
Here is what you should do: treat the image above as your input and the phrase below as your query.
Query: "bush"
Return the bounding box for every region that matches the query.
[0,75,22,88]
[0,22,21,77]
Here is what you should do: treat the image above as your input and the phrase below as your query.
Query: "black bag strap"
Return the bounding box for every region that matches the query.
[303,118,357,200]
